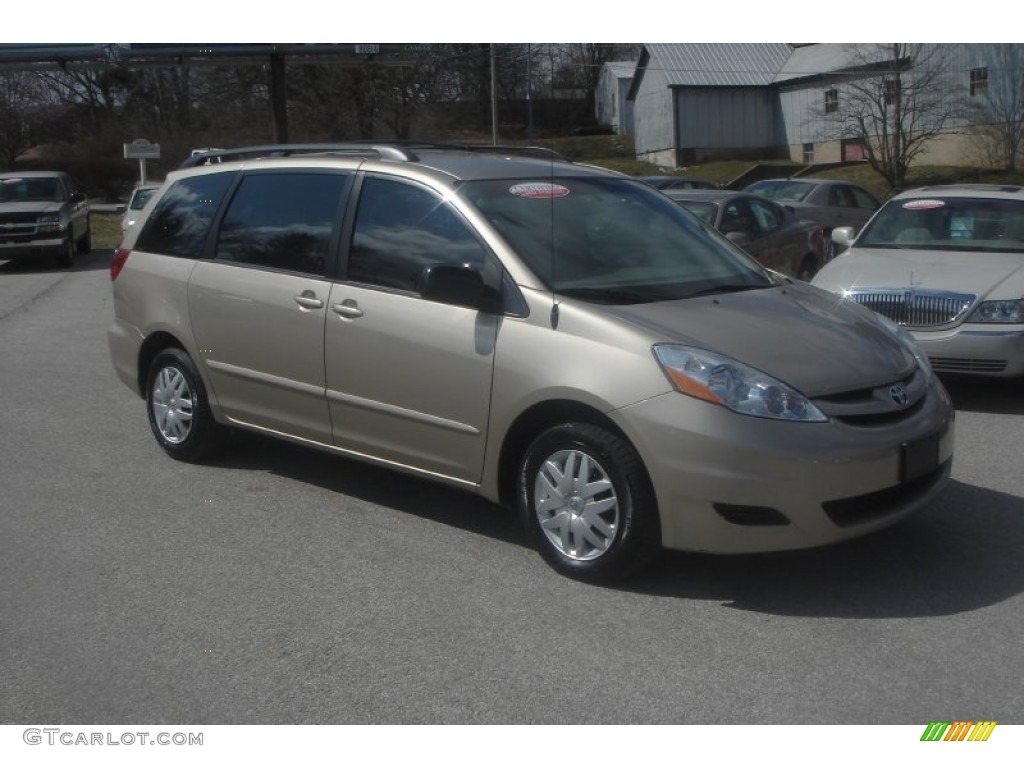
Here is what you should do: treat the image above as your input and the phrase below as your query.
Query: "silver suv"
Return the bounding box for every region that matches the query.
[108,143,955,581]
[0,171,91,267]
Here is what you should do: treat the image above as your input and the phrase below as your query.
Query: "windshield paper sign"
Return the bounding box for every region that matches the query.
[510,183,570,199]
[902,199,946,210]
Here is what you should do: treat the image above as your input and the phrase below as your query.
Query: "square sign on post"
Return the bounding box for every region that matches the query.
[123,138,161,184]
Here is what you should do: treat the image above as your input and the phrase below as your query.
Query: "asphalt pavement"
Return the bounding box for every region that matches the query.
[1,248,1023,725]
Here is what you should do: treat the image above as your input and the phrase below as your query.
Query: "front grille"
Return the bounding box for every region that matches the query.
[845,289,974,328]
[822,460,951,527]
[929,356,1007,373]
[812,369,926,425]
[0,214,39,237]
[0,212,40,225]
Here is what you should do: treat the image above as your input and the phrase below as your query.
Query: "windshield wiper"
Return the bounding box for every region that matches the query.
[689,283,770,298]
[557,287,659,304]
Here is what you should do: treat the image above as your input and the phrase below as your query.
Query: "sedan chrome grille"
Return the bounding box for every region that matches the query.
[843,289,975,328]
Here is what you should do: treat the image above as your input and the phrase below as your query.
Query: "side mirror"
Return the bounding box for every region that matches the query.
[832,227,855,247]
[69,191,86,204]
[419,264,497,311]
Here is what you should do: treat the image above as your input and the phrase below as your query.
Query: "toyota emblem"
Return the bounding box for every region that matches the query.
[889,385,909,407]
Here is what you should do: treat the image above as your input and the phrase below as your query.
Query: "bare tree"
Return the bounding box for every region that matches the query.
[829,44,959,191]
[965,44,1024,171]
[0,72,47,168]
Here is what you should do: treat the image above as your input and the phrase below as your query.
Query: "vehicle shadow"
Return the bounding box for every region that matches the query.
[211,434,1024,619]
[210,432,526,547]
[0,248,112,275]
[940,374,1024,416]
[625,479,1024,618]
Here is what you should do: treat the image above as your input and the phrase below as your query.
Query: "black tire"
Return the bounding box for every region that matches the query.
[53,235,75,268]
[518,422,661,582]
[77,226,92,255]
[797,255,818,282]
[145,347,228,462]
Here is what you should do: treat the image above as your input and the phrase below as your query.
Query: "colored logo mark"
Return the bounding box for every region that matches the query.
[921,721,996,742]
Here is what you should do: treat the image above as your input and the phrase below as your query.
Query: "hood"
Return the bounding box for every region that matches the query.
[813,246,1024,299]
[0,201,63,215]
[601,281,915,397]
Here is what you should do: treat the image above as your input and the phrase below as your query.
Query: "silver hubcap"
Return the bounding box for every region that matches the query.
[534,449,619,561]
[151,366,194,444]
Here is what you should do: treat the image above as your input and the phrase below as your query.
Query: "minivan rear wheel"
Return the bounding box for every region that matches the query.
[146,348,228,462]
[518,423,660,582]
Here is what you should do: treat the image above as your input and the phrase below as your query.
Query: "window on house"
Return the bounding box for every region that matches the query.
[824,88,838,114]
[802,143,815,164]
[970,67,989,97]
[884,77,901,106]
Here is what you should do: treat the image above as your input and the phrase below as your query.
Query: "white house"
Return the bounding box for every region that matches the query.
[626,43,1024,170]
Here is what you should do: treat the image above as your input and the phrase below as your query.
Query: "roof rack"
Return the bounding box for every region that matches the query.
[178,141,568,169]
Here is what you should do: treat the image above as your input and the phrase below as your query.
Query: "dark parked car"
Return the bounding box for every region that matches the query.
[665,189,828,280]
[638,175,718,191]
[743,178,881,256]
[0,171,91,268]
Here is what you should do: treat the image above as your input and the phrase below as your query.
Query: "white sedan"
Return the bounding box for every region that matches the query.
[812,184,1024,377]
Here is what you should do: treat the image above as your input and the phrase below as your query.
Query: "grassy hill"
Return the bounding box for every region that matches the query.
[536,135,1024,201]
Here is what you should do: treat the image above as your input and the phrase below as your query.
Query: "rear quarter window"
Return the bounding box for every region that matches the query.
[135,172,236,257]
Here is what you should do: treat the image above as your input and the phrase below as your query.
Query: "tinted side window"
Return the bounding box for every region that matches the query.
[215,173,350,276]
[749,199,782,232]
[349,177,488,292]
[720,200,757,235]
[136,173,235,257]
[850,187,879,210]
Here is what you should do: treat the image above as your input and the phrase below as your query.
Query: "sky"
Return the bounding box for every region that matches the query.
[4,2,1014,45]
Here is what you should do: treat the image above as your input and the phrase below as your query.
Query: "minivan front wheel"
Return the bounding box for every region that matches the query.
[518,423,660,581]
[146,348,227,462]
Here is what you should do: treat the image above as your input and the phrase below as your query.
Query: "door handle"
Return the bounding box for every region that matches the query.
[331,300,364,319]
[293,290,324,310]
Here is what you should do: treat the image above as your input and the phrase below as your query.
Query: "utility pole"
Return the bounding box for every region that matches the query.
[527,44,534,142]
[490,44,498,145]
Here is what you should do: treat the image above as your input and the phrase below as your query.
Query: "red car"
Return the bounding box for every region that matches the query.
[665,189,828,281]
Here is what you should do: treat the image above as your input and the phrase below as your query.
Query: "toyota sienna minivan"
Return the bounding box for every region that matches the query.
[108,143,954,581]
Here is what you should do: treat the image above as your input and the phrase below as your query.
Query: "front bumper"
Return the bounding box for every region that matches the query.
[0,237,65,261]
[612,382,955,554]
[911,324,1024,377]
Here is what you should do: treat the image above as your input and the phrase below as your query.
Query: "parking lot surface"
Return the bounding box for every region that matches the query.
[1,249,1023,724]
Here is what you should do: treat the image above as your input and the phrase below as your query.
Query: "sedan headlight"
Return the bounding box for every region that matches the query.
[653,344,827,422]
[967,300,1023,324]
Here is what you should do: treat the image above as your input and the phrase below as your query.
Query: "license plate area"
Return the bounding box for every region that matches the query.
[901,432,940,483]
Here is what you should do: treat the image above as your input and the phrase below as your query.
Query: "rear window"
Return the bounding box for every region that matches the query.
[748,181,813,203]
[857,197,1024,252]
[135,172,236,258]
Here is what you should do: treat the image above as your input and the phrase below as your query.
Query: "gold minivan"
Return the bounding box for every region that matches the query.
[108,144,955,581]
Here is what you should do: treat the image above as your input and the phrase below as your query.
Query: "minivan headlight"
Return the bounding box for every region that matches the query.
[967,299,1023,324]
[653,345,827,422]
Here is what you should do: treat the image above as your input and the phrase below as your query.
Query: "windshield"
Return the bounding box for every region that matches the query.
[461,177,772,303]
[0,177,61,203]
[747,180,813,202]
[857,196,1024,252]
[130,187,157,210]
